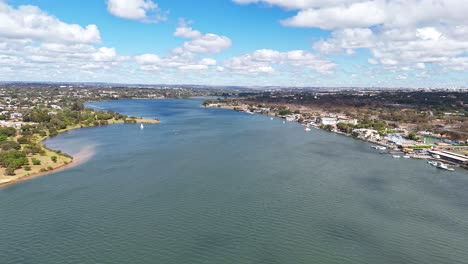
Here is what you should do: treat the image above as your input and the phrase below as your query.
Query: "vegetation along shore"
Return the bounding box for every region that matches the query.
[203,89,468,170]
[0,86,164,187]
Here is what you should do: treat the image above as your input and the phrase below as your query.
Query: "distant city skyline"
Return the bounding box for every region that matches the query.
[1,0,468,88]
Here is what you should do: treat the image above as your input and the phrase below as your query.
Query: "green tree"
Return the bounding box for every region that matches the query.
[51,156,57,163]
[17,136,29,144]
[0,141,21,151]
[278,109,292,116]
[5,166,15,176]
[407,132,418,140]
[0,127,16,137]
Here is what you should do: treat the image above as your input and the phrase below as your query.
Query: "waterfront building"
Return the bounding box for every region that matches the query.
[428,150,468,164]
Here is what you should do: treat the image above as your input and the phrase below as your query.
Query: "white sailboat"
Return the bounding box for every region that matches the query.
[140,123,144,130]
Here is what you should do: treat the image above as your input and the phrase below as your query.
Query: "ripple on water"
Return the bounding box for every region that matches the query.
[1,99,468,264]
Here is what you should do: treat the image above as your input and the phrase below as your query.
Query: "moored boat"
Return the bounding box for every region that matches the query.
[436,162,455,171]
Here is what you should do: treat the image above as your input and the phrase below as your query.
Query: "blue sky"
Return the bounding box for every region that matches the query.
[1,0,467,88]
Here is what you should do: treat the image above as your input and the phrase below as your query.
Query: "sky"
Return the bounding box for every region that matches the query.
[0,0,468,88]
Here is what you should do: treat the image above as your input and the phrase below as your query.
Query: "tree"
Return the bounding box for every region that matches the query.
[48,128,58,137]
[17,136,29,144]
[5,166,15,176]
[407,132,418,141]
[337,123,354,134]
[0,141,21,151]
[31,158,41,166]
[71,101,84,111]
[51,156,57,163]
[0,151,28,170]
[0,127,16,137]
[278,109,292,116]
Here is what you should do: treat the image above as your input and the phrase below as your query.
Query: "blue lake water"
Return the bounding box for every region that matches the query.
[1,98,467,264]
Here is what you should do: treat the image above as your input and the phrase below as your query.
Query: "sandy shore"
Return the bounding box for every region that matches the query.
[0,119,158,188]
[0,145,96,188]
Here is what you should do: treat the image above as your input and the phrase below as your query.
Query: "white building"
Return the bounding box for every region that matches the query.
[353,128,378,139]
[318,117,338,126]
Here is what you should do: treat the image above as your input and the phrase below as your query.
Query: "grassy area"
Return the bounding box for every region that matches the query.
[408,145,432,149]
[0,148,72,185]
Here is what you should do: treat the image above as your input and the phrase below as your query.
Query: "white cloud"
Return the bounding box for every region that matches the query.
[182,34,232,54]
[236,0,468,30]
[0,2,127,81]
[314,28,375,53]
[232,0,359,10]
[134,20,231,72]
[174,20,232,54]
[224,49,335,74]
[135,53,161,65]
[174,19,202,39]
[235,0,468,73]
[0,2,101,44]
[135,50,218,71]
[106,0,167,22]
[281,1,386,29]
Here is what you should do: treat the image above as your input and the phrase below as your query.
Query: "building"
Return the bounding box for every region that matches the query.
[353,128,378,139]
[428,150,468,164]
[318,117,338,126]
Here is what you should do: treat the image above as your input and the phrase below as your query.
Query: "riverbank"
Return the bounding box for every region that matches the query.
[208,103,466,170]
[0,118,160,187]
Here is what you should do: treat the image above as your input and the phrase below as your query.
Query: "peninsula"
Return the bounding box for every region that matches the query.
[0,85,168,186]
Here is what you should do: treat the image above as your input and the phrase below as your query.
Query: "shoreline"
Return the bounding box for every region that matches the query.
[0,118,159,188]
[211,105,465,169]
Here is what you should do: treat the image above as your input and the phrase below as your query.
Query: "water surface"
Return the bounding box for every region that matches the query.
[1,99,467,264]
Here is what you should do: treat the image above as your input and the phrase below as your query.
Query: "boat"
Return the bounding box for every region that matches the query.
[392,155,401,159]
[371,146,387,150]
[427,160,437,166]
[305,127,311,132]
[270,117,274,120]
[432,154,441,159]
[140,123,144,130]
[403,155,411,159]
[436,162,454,171]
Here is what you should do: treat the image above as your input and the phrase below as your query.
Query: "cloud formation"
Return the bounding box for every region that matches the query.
[174,19,232,54]
[0,2,126,81]
[135,20,231,72]
[235,0,468,72]
[0,2,101,44]
[223,49,336,74]
[106,0,167,22]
